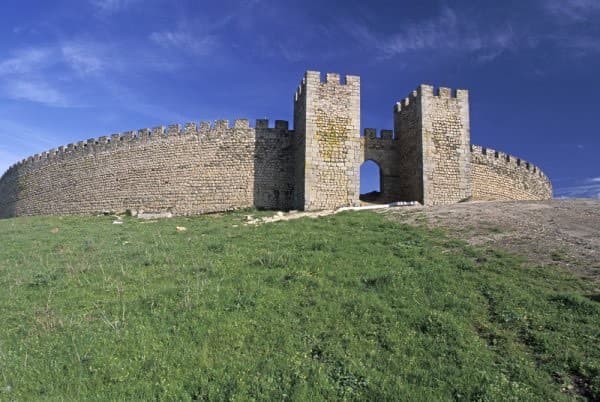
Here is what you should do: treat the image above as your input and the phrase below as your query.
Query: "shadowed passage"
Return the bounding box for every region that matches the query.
[360,160,383,203]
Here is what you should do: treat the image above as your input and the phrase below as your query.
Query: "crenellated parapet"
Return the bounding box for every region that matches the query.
[0,118,293,180]
[363,128,394,140]
[362,128,398,151]
[0,117,294,218]
[0,70,554,218]
[470,145,550,182]
[294,71,360,103]
[470,144,552,200]
[393,90,418,114]
[293,70,361,210]
[392,83,471,205]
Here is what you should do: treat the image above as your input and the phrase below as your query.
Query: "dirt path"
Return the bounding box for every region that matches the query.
[382,199,600,282]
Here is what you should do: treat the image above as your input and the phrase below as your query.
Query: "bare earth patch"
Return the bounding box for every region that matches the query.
[382,199,600,282]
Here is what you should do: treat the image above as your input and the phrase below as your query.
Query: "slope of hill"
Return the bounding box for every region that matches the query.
[385,199,600,281]
[0,207,598,400]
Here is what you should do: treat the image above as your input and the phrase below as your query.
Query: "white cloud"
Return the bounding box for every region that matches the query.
[0,48,53,75]
[544,0,600,22]
[0,118,65,175]
[90,0,139,14]
[0,44,105,78]
[3,80,70,107]
[557,35,600,54]
[346,2,600,64]
[150,29,218,56]
[61,42,104,75]
[349,7,517,62]
[555,177,600,199]
[0,47,73,107]
[0,39,183,108]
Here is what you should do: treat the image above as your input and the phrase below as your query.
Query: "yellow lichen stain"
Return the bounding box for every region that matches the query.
[315,112,351,163]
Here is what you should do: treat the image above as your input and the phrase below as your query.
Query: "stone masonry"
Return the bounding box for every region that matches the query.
[0,71,552,218]
[295,72,361,210]
[392,85,471,206]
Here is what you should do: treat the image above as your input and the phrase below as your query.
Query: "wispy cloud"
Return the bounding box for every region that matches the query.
[148,1,267,59]
[348,7,518,62]
[0,39,182,108]
[150,29,219,56]
[552,34,600,55]
[2,79,70,107]
[61,42,104,75]
[90,0,139,14]
[0,118,64,174]
[541,0,600,55]
[98,78,188,123]
[0,48,54,75]
[544,0,600,22]
[555,177,600,199]
[0,46,75,107]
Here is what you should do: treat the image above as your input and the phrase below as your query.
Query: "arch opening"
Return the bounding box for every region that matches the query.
[359,159,384,204]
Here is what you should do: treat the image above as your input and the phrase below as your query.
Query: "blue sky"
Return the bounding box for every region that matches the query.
[0,0,599,198]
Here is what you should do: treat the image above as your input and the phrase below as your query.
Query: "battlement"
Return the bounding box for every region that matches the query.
[363,128,395,141]
[305,70,360,86]
[470,144,549,181]
[0,70,553,219]
[419,84,469,100]
[255,119,290,130]
[394,85,468,113]
[394,90,419,113]
[2,118,293,176]
[294,70,360,102]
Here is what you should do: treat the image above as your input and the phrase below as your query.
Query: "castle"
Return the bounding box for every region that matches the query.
[0,71,552,218]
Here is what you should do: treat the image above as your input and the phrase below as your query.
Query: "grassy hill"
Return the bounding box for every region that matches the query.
[0,211,598,400]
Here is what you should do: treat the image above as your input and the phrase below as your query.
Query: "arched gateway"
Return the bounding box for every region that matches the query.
[0,71,552,218]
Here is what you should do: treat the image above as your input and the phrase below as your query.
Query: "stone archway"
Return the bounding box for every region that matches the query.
[359,159,384,204]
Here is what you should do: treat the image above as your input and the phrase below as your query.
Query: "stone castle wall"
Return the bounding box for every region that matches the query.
[0,120,295,218]
[361,129,404,203]
[0,70,553,218]
[420,86,471,205]
[393,89,424,203]
[292,73,307,209]
[391,85,471,205]
[470,145,552,201]
[297,71,361,210]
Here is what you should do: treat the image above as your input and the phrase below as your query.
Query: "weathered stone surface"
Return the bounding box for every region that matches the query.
[470,145,552,201]
[0,71,552,219]
[0,122,294,217]
[294,71,361,210]
[389,85,471,206]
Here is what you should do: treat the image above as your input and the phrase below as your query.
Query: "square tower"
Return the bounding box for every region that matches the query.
[293,71,361,211]
[394,85,471,206]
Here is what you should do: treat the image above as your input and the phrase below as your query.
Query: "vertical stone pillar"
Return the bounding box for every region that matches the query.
[421,86,471,205]
[394,85,471,206]
[293,71,361,211]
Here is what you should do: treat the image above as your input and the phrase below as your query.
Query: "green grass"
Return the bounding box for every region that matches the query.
[0,211,598,401]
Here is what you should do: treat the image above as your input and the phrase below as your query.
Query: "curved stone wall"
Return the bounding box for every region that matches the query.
[0,71,555,218]
[470,145,552,201]
[0,119,296,218]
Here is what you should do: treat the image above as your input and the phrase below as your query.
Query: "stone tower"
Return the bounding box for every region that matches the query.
[0,71,553,219]
[293,71,361,210]
[394,85,471,206]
